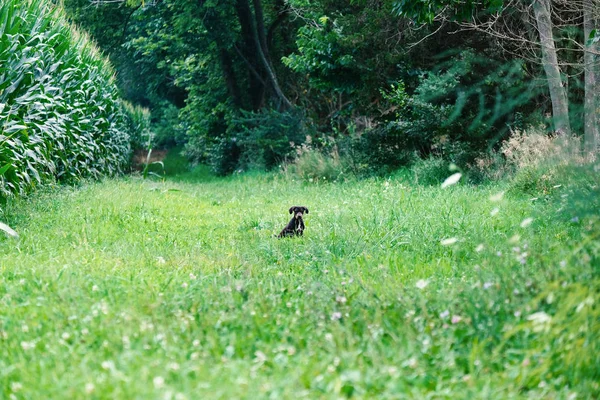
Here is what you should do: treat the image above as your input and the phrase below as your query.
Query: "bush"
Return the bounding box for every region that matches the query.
[411,157,452,186]
[283,144,345,182]
[340,123,416,176]
[187,109,313,175]
[503,128,585,196]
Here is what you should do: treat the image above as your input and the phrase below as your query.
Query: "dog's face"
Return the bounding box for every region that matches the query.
[289,206,309,220]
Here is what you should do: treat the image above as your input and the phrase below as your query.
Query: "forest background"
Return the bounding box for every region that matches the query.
[57,0,600,178]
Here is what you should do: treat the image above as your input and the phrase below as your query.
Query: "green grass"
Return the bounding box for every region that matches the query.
[0,168,598,399]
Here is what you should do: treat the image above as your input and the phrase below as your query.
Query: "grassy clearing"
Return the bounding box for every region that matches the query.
[0,168,598,399]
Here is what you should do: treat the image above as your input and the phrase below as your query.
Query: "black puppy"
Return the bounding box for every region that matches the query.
[278,206,309,238]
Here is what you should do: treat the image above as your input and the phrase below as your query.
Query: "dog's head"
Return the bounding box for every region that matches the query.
[289,206,309,220]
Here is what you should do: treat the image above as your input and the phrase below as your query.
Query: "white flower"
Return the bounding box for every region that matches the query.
[439,310,450,319]
[489,191,505,202]
[330,312,342,321]
[85,383,95,394]
[415,279,429,290]
[61,332,70,340]
[451,315,462,324]
[527,311,552,332]
[441,173,462,188]
[153,376,165,388]
[0,222,19,238]
[490,207,500,216]
[254,351,267,363]
[475,244,484,252]
[520,218,534,228]
[440,237,458,246]
[10,382,22,392]
[335,296,347,304]
[483,282,493,290]
[20,341,34,350]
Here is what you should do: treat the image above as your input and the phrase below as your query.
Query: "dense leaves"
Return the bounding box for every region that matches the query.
[0,0,149,199]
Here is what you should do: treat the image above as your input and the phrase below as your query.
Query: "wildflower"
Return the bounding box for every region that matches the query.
[527,311,552,332]
[20,341,34,350]
[490,208,500,216]
[483,282,493,290]
[189,273,197,280]
[167,362,180,371]
[489,191,504,202]
[407,357,418,369]
[439,310,450,319]
[440,237,458,246]
[330,312,342,321]
[451,315,462,324]
[415,279,429,290]
[85,383,95,394]
[254,351,267,363]
[192,339,200,347]
[10,382,22,392]
[101,360,113,370]
[475,244,484,252]
[61,332,71,341]
[441,173,462,188]
[520,218,533,228]
[92,285,99,292]
[157,257,166,264]
[335,296,347,304]
[153,376,165,388]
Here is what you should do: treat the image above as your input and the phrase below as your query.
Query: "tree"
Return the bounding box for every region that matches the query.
[532,0,570,135]
[583,0,599,155]
[394,0,600,154]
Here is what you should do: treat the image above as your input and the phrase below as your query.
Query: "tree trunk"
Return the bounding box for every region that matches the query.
[236,0,267,110]
[218,48,243,108]
[249,0,293,110]
[583,0,599,156]
[533,0,571,135]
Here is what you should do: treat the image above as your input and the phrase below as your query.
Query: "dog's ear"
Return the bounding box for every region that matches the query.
[303,207,309,214]
[289,207,294,214]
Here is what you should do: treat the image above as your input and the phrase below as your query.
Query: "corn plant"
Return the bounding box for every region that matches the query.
[0,0,148,199]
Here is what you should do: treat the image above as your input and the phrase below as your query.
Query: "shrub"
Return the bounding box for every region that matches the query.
[411,156,452,186]
[340,123,416,176]
[283,144,345,182]
[189,109,312,175]
[503,128,585,196]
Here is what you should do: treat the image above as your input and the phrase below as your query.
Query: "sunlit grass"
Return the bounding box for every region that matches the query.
[0,167,598,398]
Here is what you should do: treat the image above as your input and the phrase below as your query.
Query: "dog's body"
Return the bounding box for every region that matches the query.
[278,206,309,238]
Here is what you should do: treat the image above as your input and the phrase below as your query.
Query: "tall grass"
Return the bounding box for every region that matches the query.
[0,164,597,398]
[0,0,148,199]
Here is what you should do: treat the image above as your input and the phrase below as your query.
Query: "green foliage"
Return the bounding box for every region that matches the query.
[393,0,504,24]
[122,101,152,150]
[411,156,453,186]
[0,0,145,199]
[284,145,345,182]
[188,109,312,176]
[282,16,360,94]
